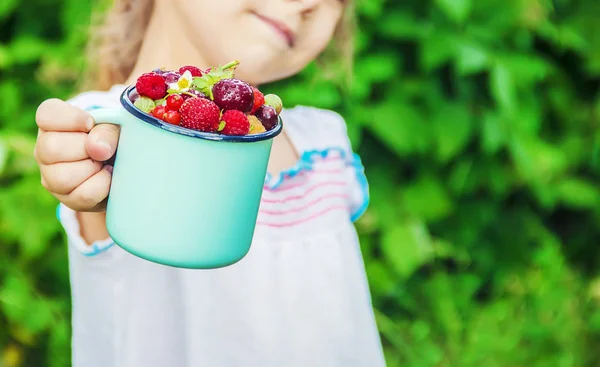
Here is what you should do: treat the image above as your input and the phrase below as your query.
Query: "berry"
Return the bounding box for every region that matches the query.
[162,71,181,84]
[212,78,254,112]
[179,98,221,132]
[250,86,264,114]
[220,110,250,136]
[254,105,278,131]
[164,110,181,125]
[151,105,167,120]
[182,89,208,100]
[248,115,266,134]
[166,94,184,111]
[264,94,283,114]
[178,65,203,77]
[136,72,168,100]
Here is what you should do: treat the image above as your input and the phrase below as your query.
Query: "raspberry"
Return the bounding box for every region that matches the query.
[248,115,266,134]
[250,86,264,114]
[179,98,221,132]
[220,110,250,136]
[166,94,184,111]
[136,72,168,100]
[178,65,203,77]
[254,105,278,131]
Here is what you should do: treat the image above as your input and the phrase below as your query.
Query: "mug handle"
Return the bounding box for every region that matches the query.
[87,107,128,168]
[88,107,129,127]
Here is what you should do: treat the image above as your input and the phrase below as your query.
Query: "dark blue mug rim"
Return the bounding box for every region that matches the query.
[119,85,283,142]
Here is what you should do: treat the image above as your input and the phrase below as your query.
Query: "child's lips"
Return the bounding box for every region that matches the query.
[252,12,296,48]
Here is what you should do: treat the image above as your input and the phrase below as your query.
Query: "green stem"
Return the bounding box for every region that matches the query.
[222,60,240,70]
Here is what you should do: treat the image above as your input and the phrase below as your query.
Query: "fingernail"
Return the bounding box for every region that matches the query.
[96,139,113,155]
[103,165,113,174]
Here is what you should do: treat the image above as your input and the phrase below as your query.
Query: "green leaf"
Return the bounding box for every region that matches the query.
[382,219,435,278]
[9,35,47,64]
[0,137,7,175]
[490,62,516,112]
[377,11,429,40]
[556,178,600,209]
[420,33,457,72]
[401,174,454,221]
[481,111,506,154]
[364,103,431,156]
[365,261,397,296]
[133,96,156,113]
[456,41,490,75]
[433,103,474,162]
[0,0,19,21]
[355,53,400,83]
[436,0,472,24]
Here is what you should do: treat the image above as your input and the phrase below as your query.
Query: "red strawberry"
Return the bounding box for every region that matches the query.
[164,110,181,125]
[136,72,168,100]
[250,86,264,114]
[151,105,168,120]
[178,65,203,77]
[220,110,250,136]
[179,98,221,132]
[166,94,184,111]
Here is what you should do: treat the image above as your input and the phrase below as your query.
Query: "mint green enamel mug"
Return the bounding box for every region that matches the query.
[88,85,282,269]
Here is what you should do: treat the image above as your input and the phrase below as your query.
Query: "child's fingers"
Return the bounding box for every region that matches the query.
[35,98,94,132]
[39,159,103,195]
[53,166,112,212]
[34,131,88,165]
[85,123,121,162]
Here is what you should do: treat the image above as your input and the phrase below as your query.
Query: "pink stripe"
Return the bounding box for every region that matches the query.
[261,181,346,203]
[264,168,344,192]
[256,205,348,228]
[259,193,349,215]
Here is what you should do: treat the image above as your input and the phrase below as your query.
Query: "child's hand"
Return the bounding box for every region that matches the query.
[34,99,120,212]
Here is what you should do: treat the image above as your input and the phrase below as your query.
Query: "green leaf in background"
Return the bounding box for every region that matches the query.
[401,173,454,222]
[0,0,19,22]
[421,32,457,72]
[481,111,506,155]
[455,40,490,75]
[0,138,7,175]
[432,103,474,162]
[556,177,600,209]
[382,219,435,278]
[435,0,472,24]
[490,62,516,113]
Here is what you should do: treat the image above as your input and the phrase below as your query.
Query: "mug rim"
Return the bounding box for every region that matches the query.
[120,85,283,142]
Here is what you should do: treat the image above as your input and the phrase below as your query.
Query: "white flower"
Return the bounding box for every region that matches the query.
[169,70,194,93]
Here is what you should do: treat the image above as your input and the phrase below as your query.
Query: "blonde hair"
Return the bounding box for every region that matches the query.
[83,0,355,91]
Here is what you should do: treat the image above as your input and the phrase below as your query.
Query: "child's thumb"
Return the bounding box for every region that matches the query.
[85,124,121,162]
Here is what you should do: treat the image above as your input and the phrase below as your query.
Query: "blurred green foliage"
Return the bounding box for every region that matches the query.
[2,0,600,366]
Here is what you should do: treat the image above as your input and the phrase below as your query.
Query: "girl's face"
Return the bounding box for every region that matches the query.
[171,0,345,85]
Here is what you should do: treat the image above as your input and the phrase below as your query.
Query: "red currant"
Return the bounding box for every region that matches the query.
[151,105,167,120]
[166,94,184,111]
[164,110,181,125]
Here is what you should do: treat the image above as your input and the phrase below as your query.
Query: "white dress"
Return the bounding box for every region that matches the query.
[59,84,386,367]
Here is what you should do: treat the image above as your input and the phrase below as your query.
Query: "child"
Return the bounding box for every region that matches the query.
[34,0,386,366]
